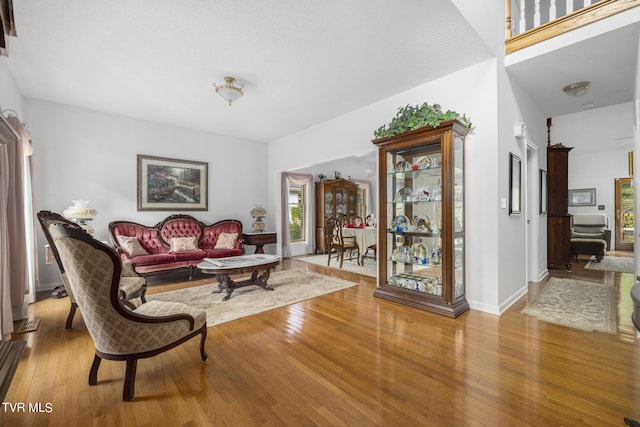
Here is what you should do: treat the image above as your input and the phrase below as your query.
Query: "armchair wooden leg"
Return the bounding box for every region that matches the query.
[123,359,138,401]
[65,302,78,330]
[200,328,208,361]
[89,354,101,386]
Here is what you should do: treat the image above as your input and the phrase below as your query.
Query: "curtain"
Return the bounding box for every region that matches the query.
[0,115,34,339]
[281,172,314,257]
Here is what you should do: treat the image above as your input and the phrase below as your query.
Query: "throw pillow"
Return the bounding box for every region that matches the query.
[215,232,238,249]
[117,235,149,257]
[170,236,199,252]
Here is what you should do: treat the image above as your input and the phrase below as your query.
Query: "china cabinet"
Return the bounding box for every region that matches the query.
[547,145,573,270]
[372,120,469,318]
[315,178,359,253]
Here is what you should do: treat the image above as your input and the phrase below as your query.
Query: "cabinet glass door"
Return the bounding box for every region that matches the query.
[453,135,465,298]
[386,143,444,296]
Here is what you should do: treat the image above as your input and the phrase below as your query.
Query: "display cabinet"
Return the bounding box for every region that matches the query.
[315,178,359,253]
[372,120,469,318]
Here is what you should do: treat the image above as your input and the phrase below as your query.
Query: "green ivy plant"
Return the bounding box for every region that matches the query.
[373,102,472,139]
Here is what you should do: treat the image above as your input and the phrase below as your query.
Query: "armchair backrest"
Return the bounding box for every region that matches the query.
[571,213,611,250]
[572,213,609,229]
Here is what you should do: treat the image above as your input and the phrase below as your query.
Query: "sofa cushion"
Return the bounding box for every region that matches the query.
[128,253,175,266]
[169,236,199,252]
[204,248,243,258]
[117,235,149,257]
[171,249,207,262]
[215,232,238,249]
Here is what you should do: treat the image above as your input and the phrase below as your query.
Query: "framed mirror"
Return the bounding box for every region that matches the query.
[540,169,548,214]
[509,153,521,215]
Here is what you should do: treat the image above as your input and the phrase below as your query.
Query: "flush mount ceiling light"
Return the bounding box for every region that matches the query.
[562,81,590,97]
[214,76,244,106]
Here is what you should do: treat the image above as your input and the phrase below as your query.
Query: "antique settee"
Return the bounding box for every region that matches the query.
[109,214,244,279]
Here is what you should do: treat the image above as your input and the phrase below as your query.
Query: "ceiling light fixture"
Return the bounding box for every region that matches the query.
[214,76,244,106]
[562,81,590,97]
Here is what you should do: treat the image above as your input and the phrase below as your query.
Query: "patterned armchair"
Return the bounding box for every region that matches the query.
[50,223,208,401]
[37,210,147,329]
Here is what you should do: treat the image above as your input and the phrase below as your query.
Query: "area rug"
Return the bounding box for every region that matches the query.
[521,277,617,334]
[0,340,26,402]
[585,256,634,274]
[146,269,357,326]
[298,254,377,277]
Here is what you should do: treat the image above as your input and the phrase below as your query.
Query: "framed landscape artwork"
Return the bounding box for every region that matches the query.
[568,188,596,207]
[137,155,208,211]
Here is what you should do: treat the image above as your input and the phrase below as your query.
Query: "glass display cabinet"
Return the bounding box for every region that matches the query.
[372,120,469,317]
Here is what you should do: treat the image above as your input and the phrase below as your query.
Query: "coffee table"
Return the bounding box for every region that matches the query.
[197,254,281,300]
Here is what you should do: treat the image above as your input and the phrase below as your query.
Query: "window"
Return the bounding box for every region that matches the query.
[288,184,306,242]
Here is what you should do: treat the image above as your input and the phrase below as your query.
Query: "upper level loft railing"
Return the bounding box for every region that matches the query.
[505,0,640,54]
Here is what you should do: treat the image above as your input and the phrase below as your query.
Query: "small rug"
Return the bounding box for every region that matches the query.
[298,254,377,277]
[521,277,617,334]
[0,340,26,402]
[584,256,634,274]
[146,269,357,326]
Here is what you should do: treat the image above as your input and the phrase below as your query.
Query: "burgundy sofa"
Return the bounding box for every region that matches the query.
[109,214,244,280]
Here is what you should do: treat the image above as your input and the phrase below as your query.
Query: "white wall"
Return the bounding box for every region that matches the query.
[269,59,503,313]
[0,60,23,117]
[26,99,267,288]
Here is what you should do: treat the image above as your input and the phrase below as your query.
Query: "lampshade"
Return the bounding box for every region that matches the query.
[214,76,244,105]
[562,81,590,97]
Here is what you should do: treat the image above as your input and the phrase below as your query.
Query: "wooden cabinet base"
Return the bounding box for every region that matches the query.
[374,286,469,318]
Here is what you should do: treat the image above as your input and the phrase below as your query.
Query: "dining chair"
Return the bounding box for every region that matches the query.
[49,222,208,401]
[325,216,360,268]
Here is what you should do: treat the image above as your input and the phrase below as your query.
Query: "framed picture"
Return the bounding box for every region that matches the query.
[509,152,521,215]
[540,169,548,214]
[568,188,596,207]
[137,155,208,211]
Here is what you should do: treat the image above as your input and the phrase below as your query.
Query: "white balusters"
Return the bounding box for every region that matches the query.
[567,0,574,14]
[584,0,593,6]
[550,0,557,21]
[519,0,526,34]
[534,0,541,27]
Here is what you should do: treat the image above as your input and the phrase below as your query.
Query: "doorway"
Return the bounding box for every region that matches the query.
[614,177,634,251]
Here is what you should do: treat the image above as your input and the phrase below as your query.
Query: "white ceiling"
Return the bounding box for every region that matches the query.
[4,0,493,143]
[4,1,639,148]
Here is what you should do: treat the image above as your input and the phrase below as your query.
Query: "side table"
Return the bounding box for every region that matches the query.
[242,232,277,254]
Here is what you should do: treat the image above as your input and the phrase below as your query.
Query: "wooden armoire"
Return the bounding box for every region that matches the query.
[547,145,573,270]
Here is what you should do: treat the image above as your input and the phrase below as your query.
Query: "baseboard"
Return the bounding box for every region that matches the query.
[37,281,62,292]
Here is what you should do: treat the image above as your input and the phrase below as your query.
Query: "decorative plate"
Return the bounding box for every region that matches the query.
[395,160,410,172]
[395,187,413,202]
[413,215,431,230]
[415,186,432,201]
[325,192,333,203]
[392,215,410,231]
[411,243,427,261]
[336,192,343,203]
[416,156,431,169]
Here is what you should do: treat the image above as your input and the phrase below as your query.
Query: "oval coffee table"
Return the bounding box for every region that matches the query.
[197,254,281,300]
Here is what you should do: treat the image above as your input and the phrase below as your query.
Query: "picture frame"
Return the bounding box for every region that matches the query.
[568,188,596,207]
[539,169,548,215]
[137,154,208,211]
[509,152,521,215]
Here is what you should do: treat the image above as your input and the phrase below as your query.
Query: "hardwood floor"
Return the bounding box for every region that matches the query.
[2,254,639,426]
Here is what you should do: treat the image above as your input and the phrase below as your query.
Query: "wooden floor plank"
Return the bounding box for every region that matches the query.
[1,254,639,426]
